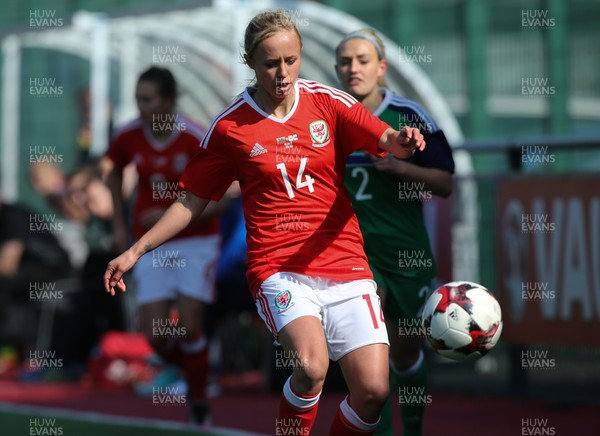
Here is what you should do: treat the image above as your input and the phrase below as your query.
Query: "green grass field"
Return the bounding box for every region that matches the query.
[0,407,262,436]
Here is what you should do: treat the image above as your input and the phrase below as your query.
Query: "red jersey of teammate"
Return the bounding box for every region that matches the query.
[179,80,389,297]
[107,114,218,240]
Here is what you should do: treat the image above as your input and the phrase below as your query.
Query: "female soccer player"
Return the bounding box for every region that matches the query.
[105,67,231,425]
[104,12,425,435]
[335,30,455,435]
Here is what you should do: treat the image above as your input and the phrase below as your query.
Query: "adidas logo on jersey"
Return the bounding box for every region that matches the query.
[249,143,268,158]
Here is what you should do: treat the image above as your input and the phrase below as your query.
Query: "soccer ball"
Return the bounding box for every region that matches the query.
[421,281,503,361]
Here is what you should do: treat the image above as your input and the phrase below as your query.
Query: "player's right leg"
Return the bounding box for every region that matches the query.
[255,273,328,434]
[172,235,219,426]
[140,300,176,357]
[133,252,183,396]
[277,316,329,433]
[177,294,210,425]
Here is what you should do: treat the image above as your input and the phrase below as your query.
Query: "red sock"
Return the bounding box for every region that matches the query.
[329,397,379,435]
[159,309,184,365]
[159,338,183,365]
[180,335,209,403]
[277,376,320,433]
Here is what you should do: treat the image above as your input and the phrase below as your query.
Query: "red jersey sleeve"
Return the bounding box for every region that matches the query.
[334,98,390,157]
[106,132,132,169]
[179,121,238,201]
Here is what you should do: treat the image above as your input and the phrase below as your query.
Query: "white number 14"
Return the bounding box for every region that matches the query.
[276,157,315,199]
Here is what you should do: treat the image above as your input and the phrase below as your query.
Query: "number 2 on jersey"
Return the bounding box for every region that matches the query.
[351,167,373,201]
[276,157,315,199]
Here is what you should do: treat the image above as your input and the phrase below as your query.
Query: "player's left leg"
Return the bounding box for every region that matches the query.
[177,294,210,425]
[331,344,389,435]
[321,281,390,435]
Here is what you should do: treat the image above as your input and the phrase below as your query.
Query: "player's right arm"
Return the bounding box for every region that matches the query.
[105,159,130,252]
[103,191,209,296]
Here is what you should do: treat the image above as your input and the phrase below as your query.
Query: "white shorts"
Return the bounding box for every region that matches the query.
[133,235,219,306]
[255,272,389,361]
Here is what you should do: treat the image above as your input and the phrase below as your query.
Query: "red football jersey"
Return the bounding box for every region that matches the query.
[107,114,218,240]
[179,80,390,296]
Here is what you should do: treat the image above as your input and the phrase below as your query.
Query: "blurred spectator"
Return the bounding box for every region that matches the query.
[30,161,89,223]
[49,166,126,379]
[29,162,89,269]
[0,186,72,356]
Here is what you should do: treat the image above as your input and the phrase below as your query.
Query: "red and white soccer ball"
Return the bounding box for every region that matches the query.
[421,281,503,361]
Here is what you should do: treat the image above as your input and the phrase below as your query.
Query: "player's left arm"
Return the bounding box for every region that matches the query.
[378,126,425,159]
[333,96,424,158]
[376,107,454,198]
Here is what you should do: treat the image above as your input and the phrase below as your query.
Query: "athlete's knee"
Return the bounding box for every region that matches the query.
[292,356,328,394]
[353,377,389,409]
[369,378,389,405]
